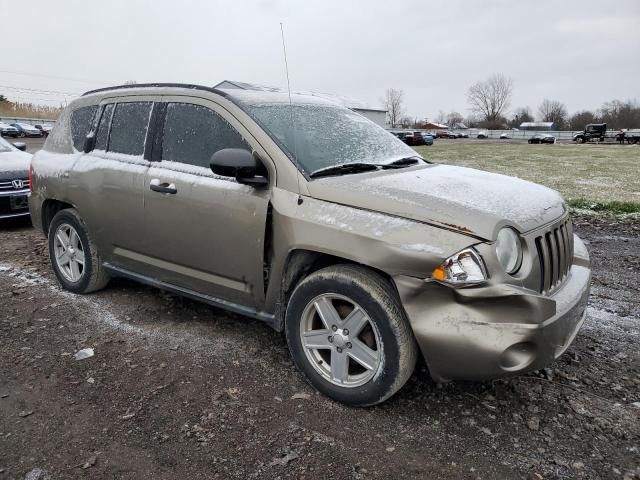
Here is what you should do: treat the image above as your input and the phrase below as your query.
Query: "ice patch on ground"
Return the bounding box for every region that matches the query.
[0,263,250,357]
[582,306,639,337]
[0,262,143,335]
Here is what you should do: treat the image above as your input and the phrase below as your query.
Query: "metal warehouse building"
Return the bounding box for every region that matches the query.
[520,121,555,131]
[214,80,388,127]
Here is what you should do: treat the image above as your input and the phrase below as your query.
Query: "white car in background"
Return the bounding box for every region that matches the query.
[0,122,20,138]
[0,136,32,219]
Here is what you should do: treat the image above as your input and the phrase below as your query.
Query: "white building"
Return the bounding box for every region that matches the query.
[214,80,388,127]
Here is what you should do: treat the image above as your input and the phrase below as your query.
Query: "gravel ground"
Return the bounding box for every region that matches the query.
[0,216,638,480]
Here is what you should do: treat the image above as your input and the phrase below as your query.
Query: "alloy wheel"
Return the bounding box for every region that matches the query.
[299,293,382,387]
[53,223,86,283]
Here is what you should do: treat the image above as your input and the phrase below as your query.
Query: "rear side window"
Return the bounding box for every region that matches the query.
[108,102,153,156]
[161,103,248,168]
[70,105,98,151]
[95,103,114,151]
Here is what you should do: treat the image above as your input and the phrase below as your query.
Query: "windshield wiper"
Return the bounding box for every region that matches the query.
[309,162,380,178]
[381,156,425,169]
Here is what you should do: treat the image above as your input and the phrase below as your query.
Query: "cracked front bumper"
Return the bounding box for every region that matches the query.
[394,235,591,382]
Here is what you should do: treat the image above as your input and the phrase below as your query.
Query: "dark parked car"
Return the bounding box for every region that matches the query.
[402,131,425,146]
[528,134,556,144]
[436,131,457,139]
[0,136,32,219]
[0,123,20,138]
[10,123,44,138]
[34,124,53,137]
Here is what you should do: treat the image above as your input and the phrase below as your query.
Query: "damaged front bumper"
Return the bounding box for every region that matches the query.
[394,234,591,382]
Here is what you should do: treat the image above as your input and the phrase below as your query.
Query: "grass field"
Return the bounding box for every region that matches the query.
[413,143,640,213]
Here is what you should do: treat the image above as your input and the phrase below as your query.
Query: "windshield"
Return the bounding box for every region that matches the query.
[246,103,418,173]
[0,136,14,153]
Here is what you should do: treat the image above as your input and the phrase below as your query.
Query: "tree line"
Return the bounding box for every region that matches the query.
[383,75,640,131]
[0,94,64,120]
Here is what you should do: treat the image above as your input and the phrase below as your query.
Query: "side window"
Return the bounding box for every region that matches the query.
[162,103,249,168]
[94,103,114,151]
[108,102,153,156]
[70,105,97,151]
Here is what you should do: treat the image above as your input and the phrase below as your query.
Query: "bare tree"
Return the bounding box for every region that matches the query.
[508,107,533,128]
[599,99,640,129]
[446,111,464,128]
[569,110,598,130]
[382,88,404,128]
[434,110,446,124]
[467,74,513,128]
[538,99,568,129]
[399,116,416,128]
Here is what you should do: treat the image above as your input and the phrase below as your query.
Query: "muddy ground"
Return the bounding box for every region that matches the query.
[0,215,638,480]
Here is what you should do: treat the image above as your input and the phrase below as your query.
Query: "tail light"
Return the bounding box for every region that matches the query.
[29,162,34,192]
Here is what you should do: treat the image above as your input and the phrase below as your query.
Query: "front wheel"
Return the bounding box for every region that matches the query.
[285,265,418,407]
[48,208,110,294]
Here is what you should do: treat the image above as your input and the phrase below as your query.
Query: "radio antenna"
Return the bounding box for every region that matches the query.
[280,22,294,109]
[280,22,302,204]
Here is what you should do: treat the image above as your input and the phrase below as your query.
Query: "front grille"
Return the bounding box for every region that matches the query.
[0,178,30,192]
[534,219,574,294]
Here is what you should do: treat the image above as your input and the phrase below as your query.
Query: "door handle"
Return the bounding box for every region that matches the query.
[149,179,177,194]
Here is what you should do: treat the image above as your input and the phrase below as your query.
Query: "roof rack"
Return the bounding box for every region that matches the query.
[82,82,227,97]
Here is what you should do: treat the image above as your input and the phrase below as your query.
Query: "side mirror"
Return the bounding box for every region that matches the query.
[12,142,27,152]
[83,133,96,153]
[210,148,268,186]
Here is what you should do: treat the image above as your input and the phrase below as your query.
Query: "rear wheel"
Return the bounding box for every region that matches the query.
[48,208,110,294]
[285,265,418,406]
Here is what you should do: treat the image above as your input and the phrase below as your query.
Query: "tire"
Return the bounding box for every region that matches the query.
[48,208,110,294]
[285,264,418,407]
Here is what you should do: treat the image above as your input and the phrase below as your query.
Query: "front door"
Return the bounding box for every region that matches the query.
[139,99,271,308]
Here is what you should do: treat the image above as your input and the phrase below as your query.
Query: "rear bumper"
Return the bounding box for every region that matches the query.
[394,234,591,382]
[28,192,44,232]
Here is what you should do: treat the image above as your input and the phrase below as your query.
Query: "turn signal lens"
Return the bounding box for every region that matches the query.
[430,248,487,286]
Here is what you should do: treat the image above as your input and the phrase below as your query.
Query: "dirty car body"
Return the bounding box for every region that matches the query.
[29,84,590,405]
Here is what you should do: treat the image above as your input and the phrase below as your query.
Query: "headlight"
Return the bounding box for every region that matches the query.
[431,248,487,286]
[495,227,522,274]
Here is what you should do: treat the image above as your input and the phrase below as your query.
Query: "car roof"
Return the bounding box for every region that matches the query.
[82,82,343,108]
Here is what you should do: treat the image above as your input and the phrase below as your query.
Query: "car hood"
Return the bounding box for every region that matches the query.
[0,150,32,180]
[306,164,566,240]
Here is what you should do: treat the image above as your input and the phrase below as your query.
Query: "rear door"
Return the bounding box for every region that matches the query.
[69,97,157,266]
[138,98,271,308]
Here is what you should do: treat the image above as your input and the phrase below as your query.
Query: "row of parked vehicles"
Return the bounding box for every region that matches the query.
[0,121,52,138]
[391,130,477,146]
[391,129,557,144]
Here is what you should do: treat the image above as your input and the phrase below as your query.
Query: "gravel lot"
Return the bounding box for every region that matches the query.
[0,214,638,480]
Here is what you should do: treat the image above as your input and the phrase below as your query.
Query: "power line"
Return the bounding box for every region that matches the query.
[0,84,81,96]
[0,69,114,86]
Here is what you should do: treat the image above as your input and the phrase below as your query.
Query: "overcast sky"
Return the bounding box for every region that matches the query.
[1,0,638,120]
